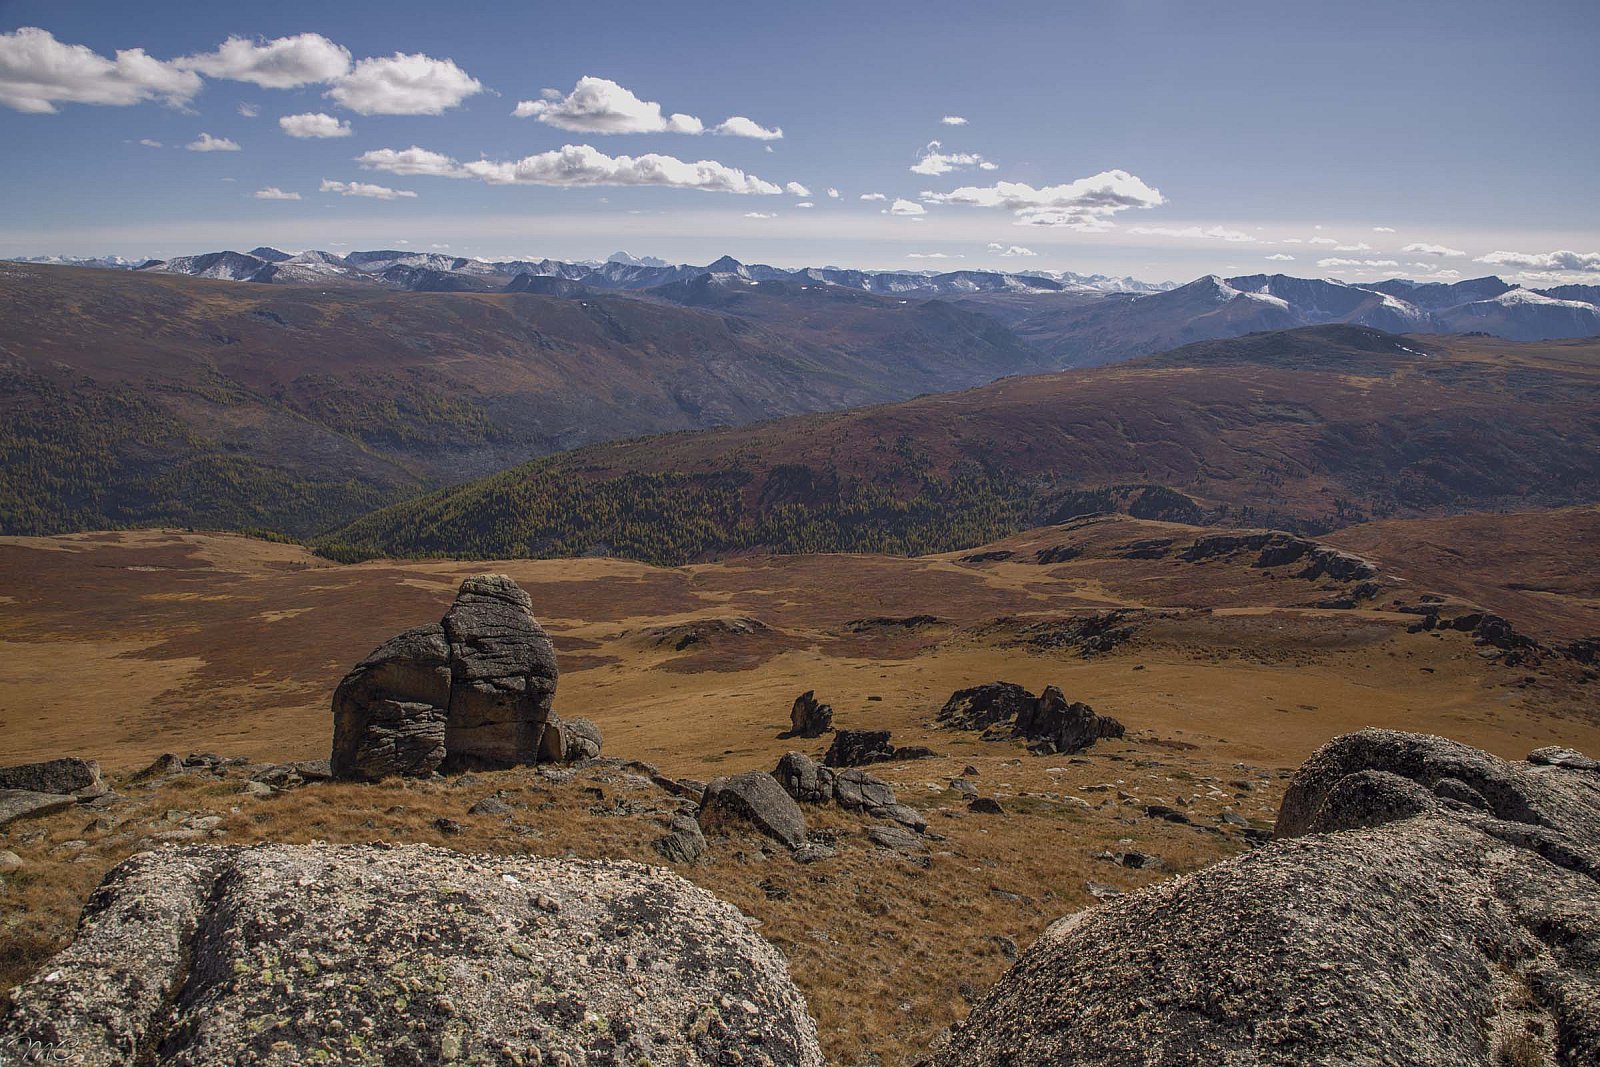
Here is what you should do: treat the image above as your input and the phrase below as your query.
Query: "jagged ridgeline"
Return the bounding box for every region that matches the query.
[320,326,1600,565]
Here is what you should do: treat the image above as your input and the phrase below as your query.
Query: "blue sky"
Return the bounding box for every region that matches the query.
[1,0,1596,283]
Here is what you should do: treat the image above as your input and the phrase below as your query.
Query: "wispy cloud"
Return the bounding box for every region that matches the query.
[512,77,781,139]
[940,115,967,126]
[186,132,240,152]
[987,243,1037,257]
[1474,249,1600,272]
[321,178,416,199]
[358,143,784,195]
[922,170,1163,229]
[253,186,301,200]
[1403,242,1466,257]
[1129,224,1254,243]
[911,141,997,176]
[278,112,351,138]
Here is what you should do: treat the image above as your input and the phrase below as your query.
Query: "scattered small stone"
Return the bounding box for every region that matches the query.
[468,796,512,816]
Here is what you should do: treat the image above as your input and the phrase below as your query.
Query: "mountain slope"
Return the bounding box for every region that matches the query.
[324,327,1600,564]
[0,263,1047,537]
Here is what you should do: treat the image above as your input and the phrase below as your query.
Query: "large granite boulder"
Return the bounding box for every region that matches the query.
[773,750,836,804]
[0,757,107,798]
[699,771,808,849]
[786,690,834,738]
[0,790,78,828]
[332,575,559,780]
[931,729,1600,1066]
[0,843,823,1067]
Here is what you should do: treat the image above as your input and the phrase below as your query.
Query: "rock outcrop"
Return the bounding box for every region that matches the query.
[0,843,824,1066]
[771,752,926,831]
[823,728,897,767]
[786,690,834,738]
[0,757,107,798]
[698,771,808,849]
[1014,686,1125,755]
[331,575,561,780]
[931,730,1600,1066]
[940,682,1124,754]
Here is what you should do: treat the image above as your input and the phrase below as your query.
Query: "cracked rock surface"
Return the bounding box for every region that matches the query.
[931,729,1600,1067]
[0,843,823,1067]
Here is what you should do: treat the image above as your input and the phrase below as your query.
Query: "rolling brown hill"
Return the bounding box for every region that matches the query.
[0,262,1040,537]
[325,326,1600,563]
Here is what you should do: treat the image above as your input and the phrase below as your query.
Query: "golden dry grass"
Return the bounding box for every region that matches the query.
[1,514,1597,1063]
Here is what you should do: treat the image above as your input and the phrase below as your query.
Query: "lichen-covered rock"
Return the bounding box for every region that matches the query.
[331,575,559,780]
[441,575,559,767]
[932,729,1600,1067]
[787,691,834,738]
[772,751,835,804]
[0,789,77,828]
[560,717,604,762]
[699,771,807,849]
[0,843,824,1067]
[0,757,107,798]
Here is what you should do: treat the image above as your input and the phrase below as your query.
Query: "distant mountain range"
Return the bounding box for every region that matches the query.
[12,248,1596,355]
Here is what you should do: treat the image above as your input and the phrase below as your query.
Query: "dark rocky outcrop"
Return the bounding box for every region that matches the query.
[331,575,560,780]
[1180,530,1379,584]
[0,844,824,1066]
[698,771,808,849]
[786,690,834,738]
[941,683,1124,754]
[938,682,1036,731]
[0,757,107,799]
[773,750,836,804]
[823,729,897,767]
[1014,686,1125,755]
[932,730,1600,1066]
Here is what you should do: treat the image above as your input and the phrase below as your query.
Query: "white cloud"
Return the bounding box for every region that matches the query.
[186,132,240,152]
[1266,253,1295,261]
[513,77,701,134]
[237,102,258,118]
[254,186,301,200]
[279,112,352,138]
[1373,226,1396,233]
[940,115,967,126]
[1281,238,1303,244]
[0,26,201,113]
[986,243,1037,257]
[911,141,997,176]
[1317,258,1400,269]
[511,78,781,139]
[1129,224,1255,243]
[178,33,350,89]
[358,143,784,195]
[328,52,483,115]
[320,178,417,199]
[888,198,927,216]
[907,252,962,259]
[744,211,777,219]
[1306,236,1339,246]
[921,169,1163,229]
[1333,242,1375,252]
[786,181,811,197]
[826,188,840,199]
[1474,249,1600,272]
[713,115,782,139]
[859,192,887,201]
[138,138,162,148]
[795,201,815,208]
[1402,242,1466,257]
